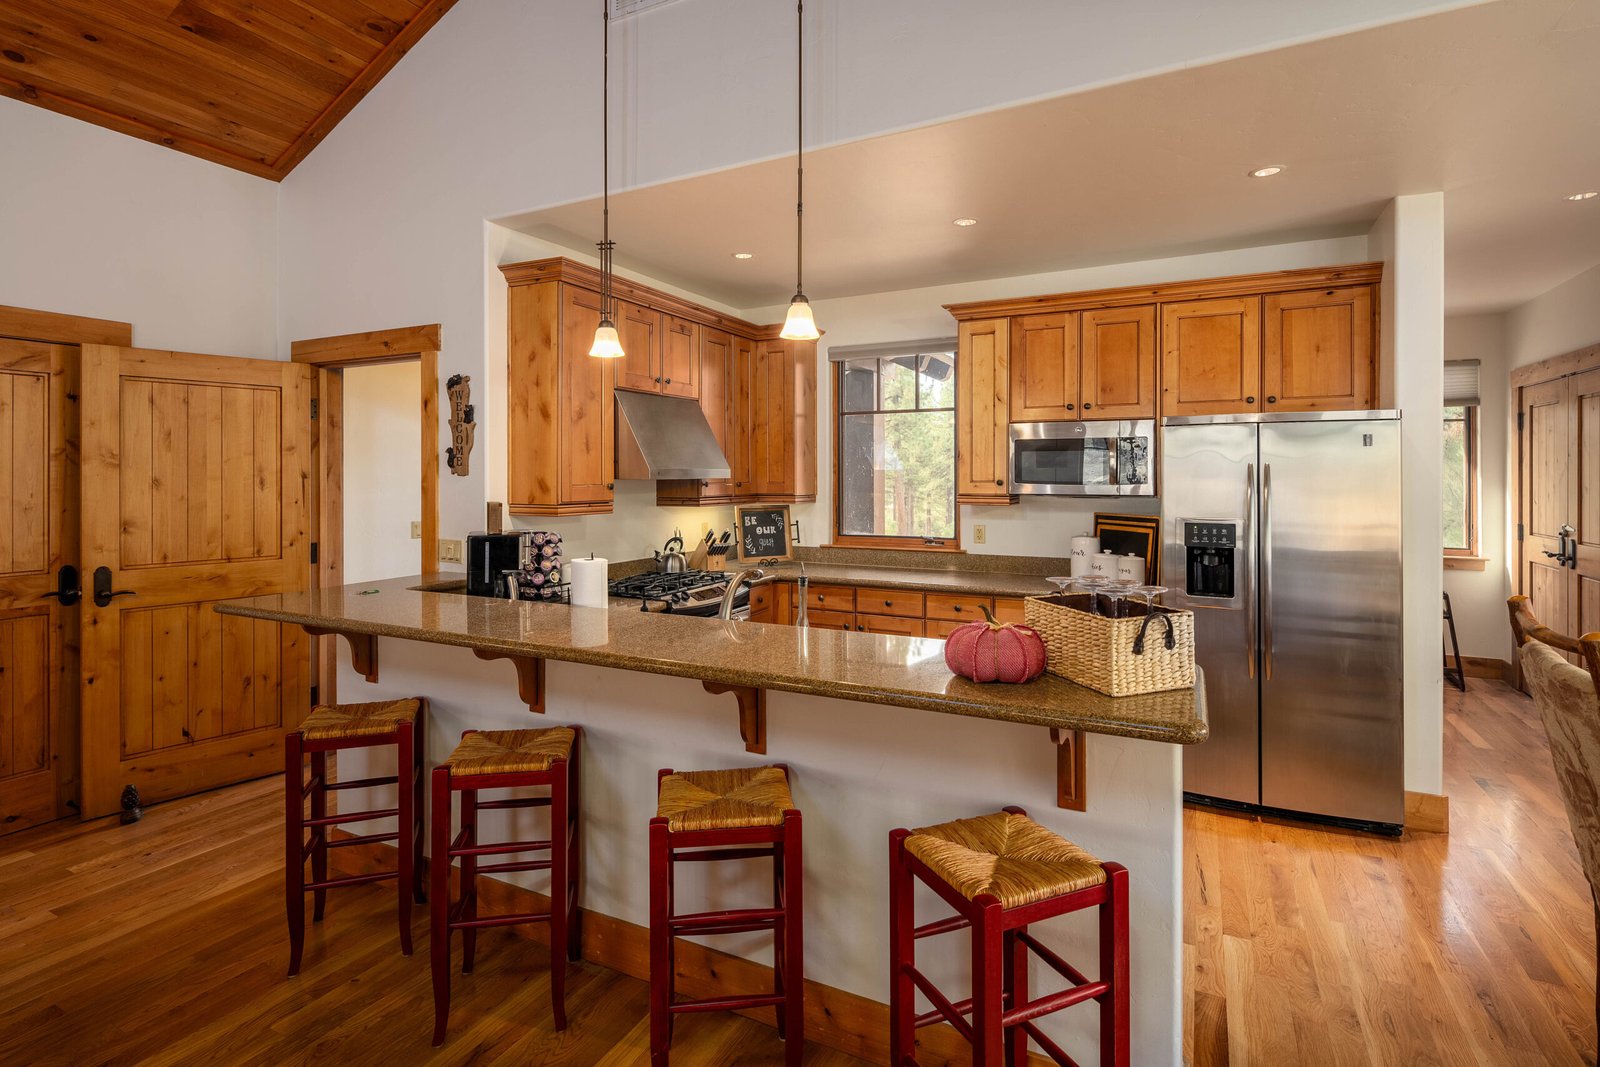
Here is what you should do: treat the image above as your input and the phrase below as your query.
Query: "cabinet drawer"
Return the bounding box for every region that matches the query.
[856,586,925,619]
[926,593,993,621]
[856,613,925,638]
[991,597,1028,624]
[748,584,774,621]
[925,618,966,639]
[806,609,855,631]
[802,584,857,612]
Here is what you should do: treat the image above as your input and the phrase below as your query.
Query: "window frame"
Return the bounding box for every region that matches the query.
[1442,403,1480,558]
[831,354,961,552]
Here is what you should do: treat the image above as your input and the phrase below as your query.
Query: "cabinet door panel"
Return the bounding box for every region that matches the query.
[857,613,925,637]
[560,287,616,505]
[957,318,1013,504]
[615,301,661,393]
[1009,312,1078,421]
[1161,297,1261,416]
[662,315,700,399]
[1081,305,1156,419]
[751,341,794,497]
[806,608,855,631]
[698,328,733,497]
[730,337,755,495]
[1263,287,1372,412]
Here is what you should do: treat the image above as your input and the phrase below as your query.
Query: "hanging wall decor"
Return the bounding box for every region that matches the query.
[446,373,474,477]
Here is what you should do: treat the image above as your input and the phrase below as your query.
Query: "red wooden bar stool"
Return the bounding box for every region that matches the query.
[649,765,803,1066]
[284,696,426,977]
[889,806,1129,1067]
[429,726,581,1045]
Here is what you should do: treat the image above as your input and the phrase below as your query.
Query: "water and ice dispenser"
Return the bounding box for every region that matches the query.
[1183,521,1238,600]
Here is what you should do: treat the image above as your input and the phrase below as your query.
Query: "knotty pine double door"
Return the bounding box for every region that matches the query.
[0,339,311,830]
[1519,366,1600,651]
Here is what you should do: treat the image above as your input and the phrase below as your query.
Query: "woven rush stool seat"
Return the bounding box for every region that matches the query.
[445,727,575,776]
[650,764,803,1065]
[905,810,1106,909]
[890,805,1130,1067]
[656,765,795,831]
[299,698,421,741]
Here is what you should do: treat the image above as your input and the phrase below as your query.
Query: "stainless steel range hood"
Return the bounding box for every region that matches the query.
[614,390,731,480]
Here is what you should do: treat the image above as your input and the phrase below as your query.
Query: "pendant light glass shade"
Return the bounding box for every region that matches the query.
[590,1,624,359]
[589,320,624,358]
[780,294,819,340]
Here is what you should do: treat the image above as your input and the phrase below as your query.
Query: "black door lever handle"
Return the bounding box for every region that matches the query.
[92,566,135,608]
[35,564,82,606]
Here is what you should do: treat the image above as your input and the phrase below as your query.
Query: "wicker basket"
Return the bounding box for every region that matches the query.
[1024,594,1196,696]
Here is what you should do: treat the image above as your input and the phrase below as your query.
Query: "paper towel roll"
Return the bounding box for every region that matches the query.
[568,556,609,608]
[1069,535,1100,577]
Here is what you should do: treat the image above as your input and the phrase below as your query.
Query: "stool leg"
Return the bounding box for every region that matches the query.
[566,729,582,962]
[1101,864,1130,1067]
[781,809,804,1066]
[971,897,1005,1067]
[413,706,427,905]
[550,757,569,1032]
[460,786,478,975]
[310,750,328,922]
[1004,929,1029,1067]
[649,818,671,1066]
[773,825,786,1041]
[429,767,453,1047]
[888,829,914,1067]
[285,732,306,978]
[396,723,415,957]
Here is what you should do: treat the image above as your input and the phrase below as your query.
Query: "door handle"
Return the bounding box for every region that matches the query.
[92,566,136,608]
[1244,463,1255,681]
[35,564,83,607]
[1262,463,1274,682]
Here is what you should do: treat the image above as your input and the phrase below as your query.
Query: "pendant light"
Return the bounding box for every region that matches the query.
[589,0,625,359]
[780,0,820,341]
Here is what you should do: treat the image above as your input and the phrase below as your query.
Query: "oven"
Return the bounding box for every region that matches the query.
[1008,419,1156,496]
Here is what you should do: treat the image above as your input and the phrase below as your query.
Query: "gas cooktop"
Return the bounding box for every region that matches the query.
[608,570,744,616]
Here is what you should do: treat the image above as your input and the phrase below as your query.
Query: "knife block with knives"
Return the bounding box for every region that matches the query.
[703,530,733,571]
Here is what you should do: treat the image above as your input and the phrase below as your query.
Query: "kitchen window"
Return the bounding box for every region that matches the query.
[832,342,958,549]
[1443,359,1480,560]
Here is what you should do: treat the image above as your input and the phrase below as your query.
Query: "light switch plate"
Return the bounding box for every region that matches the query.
[974,524,986,544]
[438,539,464,564]
[410,521,422,540]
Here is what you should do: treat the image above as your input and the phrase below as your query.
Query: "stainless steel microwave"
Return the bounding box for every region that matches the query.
[1008,419,1156,496]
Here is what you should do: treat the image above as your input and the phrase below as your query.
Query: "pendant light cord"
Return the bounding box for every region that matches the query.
[601,0,612,320]
[794,0,804,298]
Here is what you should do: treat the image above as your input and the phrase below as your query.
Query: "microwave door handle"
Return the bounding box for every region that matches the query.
[1245,462,1256,681]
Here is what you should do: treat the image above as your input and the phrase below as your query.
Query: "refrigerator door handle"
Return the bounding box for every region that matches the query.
[1245,462,1256,681]
[1262,462,1273,680]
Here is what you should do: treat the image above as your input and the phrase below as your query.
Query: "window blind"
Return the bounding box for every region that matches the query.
[1443,359,1480,407]
[826,338,956,363]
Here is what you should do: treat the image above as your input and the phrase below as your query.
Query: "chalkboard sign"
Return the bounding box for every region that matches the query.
[735,504,793,563]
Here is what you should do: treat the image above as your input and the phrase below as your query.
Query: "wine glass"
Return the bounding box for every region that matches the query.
[1073,574,1109,614]
[1131,584,1169,613]
[1045,576,1073,604]
[1101,578,1138,618]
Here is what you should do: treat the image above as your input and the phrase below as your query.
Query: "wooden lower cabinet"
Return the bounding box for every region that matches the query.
[857,613,925,637]
[760,583,1027,638]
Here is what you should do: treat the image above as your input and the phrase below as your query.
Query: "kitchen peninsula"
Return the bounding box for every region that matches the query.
[218,578,1205,1062]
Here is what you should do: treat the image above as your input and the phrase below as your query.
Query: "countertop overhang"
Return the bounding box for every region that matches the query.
[215,576,1207,745]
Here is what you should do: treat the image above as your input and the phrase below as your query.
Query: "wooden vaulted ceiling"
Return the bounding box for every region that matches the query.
[0,0,458,180]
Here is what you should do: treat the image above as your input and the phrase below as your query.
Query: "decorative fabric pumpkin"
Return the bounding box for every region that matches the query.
[944,606,1047,684]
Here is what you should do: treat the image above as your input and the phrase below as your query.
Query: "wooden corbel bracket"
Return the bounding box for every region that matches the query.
[1049,728,1088,812]
[702,681,767,754]
[303,626,378,684]
[473,650,546,714]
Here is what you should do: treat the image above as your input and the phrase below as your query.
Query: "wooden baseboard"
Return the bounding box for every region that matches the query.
[1404,791,1450,834]
[328,835,1053,1065]
[1460,656,1513,682]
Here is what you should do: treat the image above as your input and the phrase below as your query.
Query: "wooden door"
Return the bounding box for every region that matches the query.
[661,316,700,400]
[1572,368,1600,638]
[1080,305,1156,419]
[1521,376,1574,637]
[615,301,661,394]
[560,287,616,508]
[956,318,1012,504]
[1008,312,1078,421]
[0,340,75,834]
[78,345,313,819]
[1262,287,1373,412]
[1161,297,1261,416]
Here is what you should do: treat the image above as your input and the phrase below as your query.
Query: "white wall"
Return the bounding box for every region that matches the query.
[1368,195,1445,797]
[1506,261,1600,370]
[1442,314,1510,661]
[0,97,278,358]
[343,362,424,583]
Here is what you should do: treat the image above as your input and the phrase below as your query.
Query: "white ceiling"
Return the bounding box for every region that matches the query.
[499,0,1600,315]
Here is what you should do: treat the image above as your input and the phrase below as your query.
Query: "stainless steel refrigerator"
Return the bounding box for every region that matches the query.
[1160,412,1403,831]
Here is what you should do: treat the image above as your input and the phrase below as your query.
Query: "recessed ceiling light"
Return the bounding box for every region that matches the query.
[732,252,754,259]
[1248,165,1286,178]
[953,217,979,227]
[1567,191,1599,201]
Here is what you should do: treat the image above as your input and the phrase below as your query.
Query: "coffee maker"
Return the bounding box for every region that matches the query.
[465,532,530,597]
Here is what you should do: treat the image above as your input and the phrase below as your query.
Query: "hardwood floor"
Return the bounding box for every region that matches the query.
[1186,679,1598,1066]
[1,679,1593,1065]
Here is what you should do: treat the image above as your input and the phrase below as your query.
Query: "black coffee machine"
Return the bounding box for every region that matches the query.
[465,532,530,597]
[1182,521,1237,599]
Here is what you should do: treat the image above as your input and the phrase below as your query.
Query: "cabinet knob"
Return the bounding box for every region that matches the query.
[1246,396,1256,404]
[1082,402,1093,410]
[654,376,662,383]
[995,479,1004,486]
[884,600,892,606]
[857,624,865,631]
[1065,403,1075,410]
[1266,395,1277,404]
[605,482,614,490]
[953,605,963,612]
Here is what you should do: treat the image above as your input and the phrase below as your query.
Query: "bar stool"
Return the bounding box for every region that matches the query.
[649,765,803,1066]
[429,726,581,1045]
[284,697,426,977]
[889,806,1129,1067]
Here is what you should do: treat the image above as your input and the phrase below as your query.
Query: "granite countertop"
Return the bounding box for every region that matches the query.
[216,577,1206,745]
[756,562,1062,599]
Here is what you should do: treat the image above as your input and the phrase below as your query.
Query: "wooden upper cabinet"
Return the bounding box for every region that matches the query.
[729,336,755,494]
[1009,312,1079,421]
[658,327,734,504]
[745,337,817,502]
[1080,305,1156,419]
[615,301,661,393]
[1263,286,1373,412]
[661,315,701,399]
[957,317,1014,504]
[1161,296,1262,417]
[557,286,617,507]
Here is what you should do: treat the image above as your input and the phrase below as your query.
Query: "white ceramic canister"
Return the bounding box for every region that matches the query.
[1115,553,1145,582]
[1090,550,1119,577]
[1070,535,1100,577]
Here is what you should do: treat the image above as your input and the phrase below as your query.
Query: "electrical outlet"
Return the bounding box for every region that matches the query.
[410,521,422,540]
[974,524,986,544]
[438,539,464,564]
[701,520,711,538]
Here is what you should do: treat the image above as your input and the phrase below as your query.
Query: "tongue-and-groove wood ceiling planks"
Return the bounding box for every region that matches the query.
[0,0,458,180]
